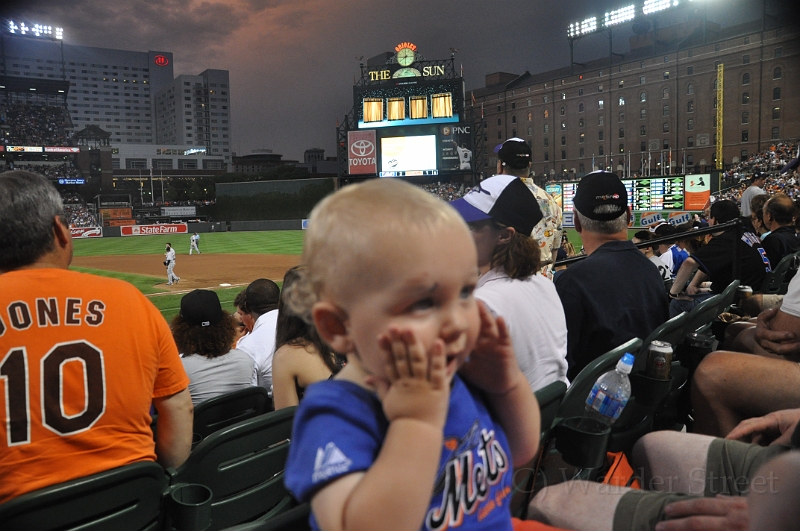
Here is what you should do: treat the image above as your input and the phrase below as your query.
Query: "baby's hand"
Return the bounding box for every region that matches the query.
[370,328,449,427]
[459,301,524,395]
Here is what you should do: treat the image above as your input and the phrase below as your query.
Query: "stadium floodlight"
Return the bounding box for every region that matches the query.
[604,4,636,27]
[567,16,597,38]
[7,20,63,39]
[643,0,679,14]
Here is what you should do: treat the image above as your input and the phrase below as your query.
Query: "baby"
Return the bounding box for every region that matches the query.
[284,178,541,531]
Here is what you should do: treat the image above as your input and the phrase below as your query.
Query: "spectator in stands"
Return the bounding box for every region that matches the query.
[741,172,767,217]
[555,171,668,380]
[271,266,342,410]
[632,230,672,282]
[528,408,800,531]
[451,174,569,392]
[493,138,564,280]
[669,200,770,317]
[652,222,688,276]
[691,271,800,436]
[761,193,800,268]
[172,290,255,406]
[236,278,281,392]
[747,193,770,235]
[0,170,193,502]
[232,290,248,345]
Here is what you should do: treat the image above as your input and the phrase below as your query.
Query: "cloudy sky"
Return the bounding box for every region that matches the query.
[2,0,786,160]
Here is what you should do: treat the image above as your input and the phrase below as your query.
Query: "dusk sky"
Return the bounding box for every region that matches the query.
[2,0,785,161]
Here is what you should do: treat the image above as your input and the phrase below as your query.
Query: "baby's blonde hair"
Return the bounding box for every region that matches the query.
[285,179,468,321]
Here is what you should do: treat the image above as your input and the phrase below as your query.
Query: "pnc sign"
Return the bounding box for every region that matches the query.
[348,131,377,175]
[154,54,169,67]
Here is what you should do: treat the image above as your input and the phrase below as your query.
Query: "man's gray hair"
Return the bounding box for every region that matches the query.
[575,204,628,234]
[0,170,65,270]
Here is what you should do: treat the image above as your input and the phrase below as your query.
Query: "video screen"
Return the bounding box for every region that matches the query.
[380,135,438,177]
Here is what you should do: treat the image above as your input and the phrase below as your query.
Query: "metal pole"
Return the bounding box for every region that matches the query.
[160,170,164,202]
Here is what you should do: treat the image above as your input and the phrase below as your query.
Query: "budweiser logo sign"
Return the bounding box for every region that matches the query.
[70,227,102,238]
[121,223,188,236]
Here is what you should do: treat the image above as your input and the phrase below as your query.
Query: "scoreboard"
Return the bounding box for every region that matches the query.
[629,177,686,210]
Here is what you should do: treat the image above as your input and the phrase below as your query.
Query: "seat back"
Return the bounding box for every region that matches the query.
[193,386,273,441]
[0,461,167,531]
[535,381,568,441]
[760,252,800,294]
[169,406,297,531]
[634,312,688,373]
[716,279,741,314]
[683,293,723,335]
[222,503,311,531]
[556,338,642,421]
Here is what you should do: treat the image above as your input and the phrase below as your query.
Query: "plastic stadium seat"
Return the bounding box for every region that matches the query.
[193,386,273,442]
[682,293,723,335]
[222,503,311,531]
[715,279,740,315]
[0,461,167,531]
[633,312,688,374]
[760,252,800,294]
[555,337,642,422]
[167,406,297,531]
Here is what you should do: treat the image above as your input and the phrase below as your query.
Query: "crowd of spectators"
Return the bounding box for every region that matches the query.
[418,180,467,201]
[1,162,80,181]
[1,103,74,146]
[714,142,799,205]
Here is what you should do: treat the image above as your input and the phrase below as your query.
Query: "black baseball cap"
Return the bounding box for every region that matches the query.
[573,171,629,221]
[494,138,532,170]
[450,175,543,236]
[180,290,224,327]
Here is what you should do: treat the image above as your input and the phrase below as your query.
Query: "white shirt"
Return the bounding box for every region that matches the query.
[237,309,279,391]
[191,234,198,243]
[475,267,569,392]
[740,185,765,216]
[780,273,800,318]
[166,248,176,262]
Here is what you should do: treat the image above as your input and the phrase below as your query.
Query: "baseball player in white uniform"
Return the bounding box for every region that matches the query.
[165,243,180,285]
[190,233,201,255]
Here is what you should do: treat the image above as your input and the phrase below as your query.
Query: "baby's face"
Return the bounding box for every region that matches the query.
[341,222,480,381]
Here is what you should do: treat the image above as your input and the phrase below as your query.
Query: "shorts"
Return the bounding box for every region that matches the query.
[612,438,790,531]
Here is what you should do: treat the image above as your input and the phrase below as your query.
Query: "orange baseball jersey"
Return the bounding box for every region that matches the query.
[0,268,189,502]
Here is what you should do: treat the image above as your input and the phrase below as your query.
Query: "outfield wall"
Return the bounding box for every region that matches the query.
[213,178,334,221]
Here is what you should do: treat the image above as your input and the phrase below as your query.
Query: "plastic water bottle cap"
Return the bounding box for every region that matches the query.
[617,353,635,374]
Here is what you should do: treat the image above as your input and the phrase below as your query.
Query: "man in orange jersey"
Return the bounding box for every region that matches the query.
[0,170,193,503]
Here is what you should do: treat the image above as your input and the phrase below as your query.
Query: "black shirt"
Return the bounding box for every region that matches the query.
[555,240,669,380]
[760,226,800,269]
[691,229,770,293]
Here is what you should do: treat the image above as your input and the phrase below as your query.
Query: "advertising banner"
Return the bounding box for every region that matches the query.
[99,207,133,220]
[69,227,102,238]
[160,206,197,217]
[348,130,377,175]
[7,146,43,152]
[106,219,136,227]
[120,223,188,236]
[631,211,696,228]
[685,174,711,210]
[438,125,473,172]
[45,147,81,153]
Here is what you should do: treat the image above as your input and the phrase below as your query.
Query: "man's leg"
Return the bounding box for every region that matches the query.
[748,451,800,531]
[630,431,714,494]
[691,351,800,437]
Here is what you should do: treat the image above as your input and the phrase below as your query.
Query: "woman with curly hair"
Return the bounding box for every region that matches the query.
[271,266,343,409]
[172,289,255,406]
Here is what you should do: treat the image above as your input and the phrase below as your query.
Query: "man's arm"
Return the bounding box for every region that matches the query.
[754,307,800,359]
[153,388,194,469]
[670,257,701,296]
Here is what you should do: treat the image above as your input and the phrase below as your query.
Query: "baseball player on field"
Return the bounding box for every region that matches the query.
[190,233,201,255]
[165,243,180,285]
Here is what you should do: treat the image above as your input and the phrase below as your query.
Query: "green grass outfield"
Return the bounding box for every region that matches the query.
[71,230,305,257]
[71,230,302,320]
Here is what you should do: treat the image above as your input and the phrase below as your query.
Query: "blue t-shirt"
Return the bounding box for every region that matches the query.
[284,375,514,531]
[670,245,689,275]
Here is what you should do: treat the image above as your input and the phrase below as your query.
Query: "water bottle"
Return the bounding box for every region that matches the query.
[583,353,634,427]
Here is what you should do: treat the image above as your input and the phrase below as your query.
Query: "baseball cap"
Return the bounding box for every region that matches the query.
[494,138,532,170]
[573,170,629,221]
[245,278,281,315]
[450,175,543,236]
[180,289,224,327]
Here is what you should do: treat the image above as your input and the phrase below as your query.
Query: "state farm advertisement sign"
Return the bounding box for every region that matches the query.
[348,130,377,175]
[70,227,103,238]
[121,223,188,236]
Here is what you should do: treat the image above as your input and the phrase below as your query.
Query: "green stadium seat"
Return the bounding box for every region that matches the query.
[192,386,273,443]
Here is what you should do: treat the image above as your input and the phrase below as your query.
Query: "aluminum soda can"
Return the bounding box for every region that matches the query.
[737,285,753,302]
[646,340,673,380]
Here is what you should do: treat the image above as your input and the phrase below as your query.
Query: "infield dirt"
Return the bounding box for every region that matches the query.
[71,253,300,292]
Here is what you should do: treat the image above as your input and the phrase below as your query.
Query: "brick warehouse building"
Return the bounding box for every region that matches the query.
[471,18,798,181]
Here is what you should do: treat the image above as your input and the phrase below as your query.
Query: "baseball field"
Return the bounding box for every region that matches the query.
[70,228,591,322]
[70,231,305,321]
